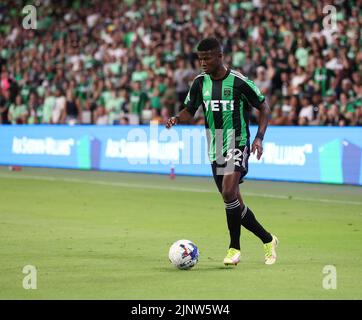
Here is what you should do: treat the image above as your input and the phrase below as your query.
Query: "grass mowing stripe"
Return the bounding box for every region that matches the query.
[1,173,361,206]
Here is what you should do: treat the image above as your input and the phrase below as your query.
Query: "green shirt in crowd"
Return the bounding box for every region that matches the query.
[8,104,28,124]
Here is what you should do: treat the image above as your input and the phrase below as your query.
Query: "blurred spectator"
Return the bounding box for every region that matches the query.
[161,77,177,115]
[27,92,40,124]
[298,96,314,123]
[129,81,148,123]
[291,66,307,95]
[286,109,298,126]
[354,107,362,126]
[0,92,9,124]
[65,90,82,125]
[8,95,28,124]
[82,99,95,124]
[105,89,124,125]
[280,72,291,98]
[324,89,337,110]
[41,87,56,124]
[174,58,195,113]
[1,70,11,99]
[298,116,309,126]
[295,38,309,69]
[281,96,292,116]
[94,105,108,125]
[270,106,288,125]
[254,66,271,103]
[160,106,170,124]
[326,104,342,126]
[51,88,66,124]
[312,103,328,126]
[150,108,163,125]
[312,56,336,97]
[325,49,344,72]
[119,116,130,125]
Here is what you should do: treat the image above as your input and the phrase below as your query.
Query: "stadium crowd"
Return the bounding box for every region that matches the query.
[0,0,361,126]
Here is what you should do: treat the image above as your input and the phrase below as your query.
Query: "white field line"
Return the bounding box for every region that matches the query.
[0,173,361,206]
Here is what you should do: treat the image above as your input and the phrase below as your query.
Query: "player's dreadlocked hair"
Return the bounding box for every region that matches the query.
[197,37,223,52]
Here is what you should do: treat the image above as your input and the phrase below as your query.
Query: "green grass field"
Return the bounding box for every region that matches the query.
[0,166,361,300]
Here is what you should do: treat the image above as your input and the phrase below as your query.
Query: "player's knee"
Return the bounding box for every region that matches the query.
[238,197,245,207]
[221,188,237,202]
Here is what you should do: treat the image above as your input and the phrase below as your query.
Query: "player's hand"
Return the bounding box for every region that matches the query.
[165,116,178,129]
[251,137,263,160]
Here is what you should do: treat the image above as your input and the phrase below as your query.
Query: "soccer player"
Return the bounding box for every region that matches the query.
[166,38,278,266]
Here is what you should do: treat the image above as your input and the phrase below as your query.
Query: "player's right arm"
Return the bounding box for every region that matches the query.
[166,75,204,129]
[165,107,193,128]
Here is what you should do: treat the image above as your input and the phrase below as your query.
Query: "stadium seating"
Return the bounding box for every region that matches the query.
[0,0,361,126]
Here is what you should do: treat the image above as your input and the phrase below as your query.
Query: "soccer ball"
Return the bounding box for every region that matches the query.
[168,239,199,270]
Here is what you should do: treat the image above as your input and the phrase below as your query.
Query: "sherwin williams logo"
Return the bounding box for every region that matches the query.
[76,136,101,170]
[250,143,313,166]
[319,139,361,185]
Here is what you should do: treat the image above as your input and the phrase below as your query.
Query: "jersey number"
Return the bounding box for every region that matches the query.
[225,149,242,163]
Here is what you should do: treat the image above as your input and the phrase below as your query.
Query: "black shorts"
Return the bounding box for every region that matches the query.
[211,145,250,193]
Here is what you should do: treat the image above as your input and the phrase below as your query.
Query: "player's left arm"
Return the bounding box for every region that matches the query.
[252,100,271,160]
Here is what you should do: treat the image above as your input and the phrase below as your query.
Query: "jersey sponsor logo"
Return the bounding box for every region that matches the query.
[204,100,234,111]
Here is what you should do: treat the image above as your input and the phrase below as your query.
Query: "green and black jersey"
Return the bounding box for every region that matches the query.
[313,67,335,97]
[184,69,265,161]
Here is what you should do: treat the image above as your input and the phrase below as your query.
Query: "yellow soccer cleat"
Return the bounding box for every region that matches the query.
[264,235,279,265]
[223,248,241,266]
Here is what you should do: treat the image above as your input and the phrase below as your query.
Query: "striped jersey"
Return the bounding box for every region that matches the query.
[184,69,265,161]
